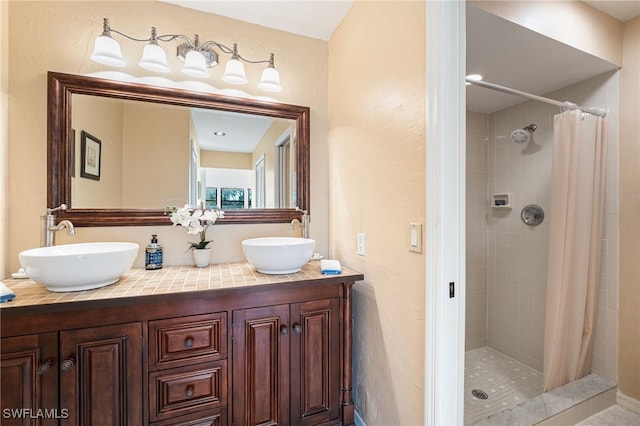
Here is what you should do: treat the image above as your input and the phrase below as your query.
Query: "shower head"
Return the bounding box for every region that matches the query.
[511,123,537,143]
[511,129,529,143]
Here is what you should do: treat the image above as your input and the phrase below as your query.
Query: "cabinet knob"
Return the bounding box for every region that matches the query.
[184,337,194,348]
[185,386,194,398]
[280,325,289,336]
[60,357,75,371]
[37,359,53,375]
[293,323,303,334]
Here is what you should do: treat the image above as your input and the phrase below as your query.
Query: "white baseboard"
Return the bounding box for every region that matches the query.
[354,410,366,426]
[617,391,640,414]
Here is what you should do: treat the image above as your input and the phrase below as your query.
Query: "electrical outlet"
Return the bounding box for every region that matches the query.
[357,233,366,256]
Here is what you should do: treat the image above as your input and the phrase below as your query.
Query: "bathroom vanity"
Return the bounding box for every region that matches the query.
[0,262,363,426]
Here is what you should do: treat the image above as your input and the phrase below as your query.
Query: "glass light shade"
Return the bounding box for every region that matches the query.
[138,44,170,73]
[90,35,126,67]
[181,50,210,78]
[257,67,282,92]
[222,58,248,85]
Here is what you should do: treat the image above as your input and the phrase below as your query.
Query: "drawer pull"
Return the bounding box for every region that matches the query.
[184,337,194,348]
[185,386,195,398]
[37,359,53,375]
[60,357,75,371]
[293,323,302,334]
[280,325,289,336]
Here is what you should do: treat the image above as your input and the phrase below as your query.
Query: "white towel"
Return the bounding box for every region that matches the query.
[0,282,16,303]
[320,259,342,275]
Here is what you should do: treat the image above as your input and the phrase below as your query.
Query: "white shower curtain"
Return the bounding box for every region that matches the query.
[543,109,608,392]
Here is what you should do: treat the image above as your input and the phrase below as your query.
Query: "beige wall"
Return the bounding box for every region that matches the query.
[72,98,190,209]
[0,0,8,279]
[328,1,425,424]
[4,1,329,273]
[121,103,190,208]
[470,0,623,66]
[72,96,124,208]
[201,151,252,170]
[252,119,292,208]
[618,16,640,401]
[465,111,488,351]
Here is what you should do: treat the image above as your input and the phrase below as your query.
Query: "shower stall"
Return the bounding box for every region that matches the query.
[464,72,619,425]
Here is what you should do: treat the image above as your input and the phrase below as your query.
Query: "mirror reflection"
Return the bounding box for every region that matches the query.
[72,95,297,210]
[48,72,309,226]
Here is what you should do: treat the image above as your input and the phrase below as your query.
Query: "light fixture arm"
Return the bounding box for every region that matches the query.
[236,51,276,66]
[199,41,274,66]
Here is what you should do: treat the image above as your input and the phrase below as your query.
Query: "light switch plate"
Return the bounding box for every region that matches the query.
[409,223,422,253]
[357,233,366,256]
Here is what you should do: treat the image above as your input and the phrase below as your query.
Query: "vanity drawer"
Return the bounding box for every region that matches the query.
[149,313,227,370]
[149,361,227,422]
[150,408,227,426]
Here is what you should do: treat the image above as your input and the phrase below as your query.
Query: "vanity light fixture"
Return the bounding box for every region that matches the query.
[90,18,283,92]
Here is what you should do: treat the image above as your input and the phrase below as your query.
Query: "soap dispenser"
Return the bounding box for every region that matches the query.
[145,234,163,270]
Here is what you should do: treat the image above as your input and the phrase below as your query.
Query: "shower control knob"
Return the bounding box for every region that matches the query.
[521,204,544,226]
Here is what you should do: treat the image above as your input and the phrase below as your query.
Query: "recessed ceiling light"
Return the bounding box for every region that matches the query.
[213,131,226,136]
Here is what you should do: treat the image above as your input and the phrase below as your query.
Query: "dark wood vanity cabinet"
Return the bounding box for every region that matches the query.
[1,269,361,425]
[0,323,143,426]
[232,299,341,426]
[0,332,58,426]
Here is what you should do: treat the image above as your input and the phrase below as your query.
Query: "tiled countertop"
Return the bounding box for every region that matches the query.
[1,262,363,309]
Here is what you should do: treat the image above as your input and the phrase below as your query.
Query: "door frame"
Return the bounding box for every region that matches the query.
[424,1,466,425]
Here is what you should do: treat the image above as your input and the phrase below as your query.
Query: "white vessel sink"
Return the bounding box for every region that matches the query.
[242,237,315,274]
[19,242,139,292]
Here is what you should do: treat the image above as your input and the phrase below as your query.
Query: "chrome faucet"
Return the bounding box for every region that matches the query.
[289,207,309,239]
[41,204,75,247]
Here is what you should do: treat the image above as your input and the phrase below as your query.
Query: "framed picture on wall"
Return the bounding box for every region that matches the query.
[80,130,101,181]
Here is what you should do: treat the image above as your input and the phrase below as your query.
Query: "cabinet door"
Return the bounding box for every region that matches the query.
[59,323,143,426]
[290,298,341,425]
[232,305,290,426]
[0,333,58,426]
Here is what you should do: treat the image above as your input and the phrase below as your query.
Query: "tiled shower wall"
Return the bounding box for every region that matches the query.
[465,111,488,351]
[466,71,619,382]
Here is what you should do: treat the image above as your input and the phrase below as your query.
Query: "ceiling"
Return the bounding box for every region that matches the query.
[582,0,640,22]
[162,0,637,117]
[160,0,355,40]
[193,108,275,153]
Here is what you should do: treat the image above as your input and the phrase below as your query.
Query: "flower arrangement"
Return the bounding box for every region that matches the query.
[166,204,225,250]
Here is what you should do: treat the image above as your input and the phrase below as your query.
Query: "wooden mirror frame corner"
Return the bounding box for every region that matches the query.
[48,71,310,226]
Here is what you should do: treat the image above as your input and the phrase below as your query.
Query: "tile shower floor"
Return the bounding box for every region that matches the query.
[465,346,544,425]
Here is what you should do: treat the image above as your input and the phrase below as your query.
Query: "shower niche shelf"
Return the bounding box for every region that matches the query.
[491,193,513,209]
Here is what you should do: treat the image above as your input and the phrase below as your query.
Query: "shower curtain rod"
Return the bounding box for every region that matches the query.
[466,78,607,117]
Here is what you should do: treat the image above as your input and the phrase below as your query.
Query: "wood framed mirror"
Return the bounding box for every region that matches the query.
[48,72,310,226]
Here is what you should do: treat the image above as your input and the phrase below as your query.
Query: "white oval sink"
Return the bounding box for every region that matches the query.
[242,237,315,274]
[19,242,139,292]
